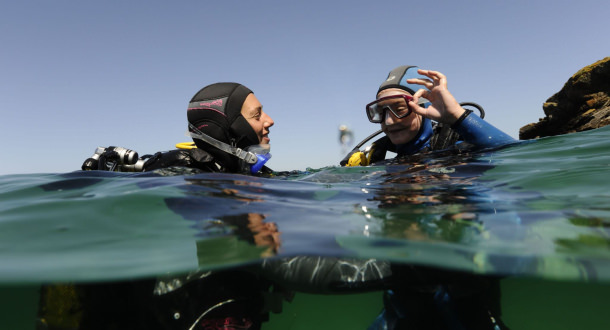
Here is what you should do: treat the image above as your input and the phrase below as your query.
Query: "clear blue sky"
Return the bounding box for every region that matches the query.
[1,1,608,174]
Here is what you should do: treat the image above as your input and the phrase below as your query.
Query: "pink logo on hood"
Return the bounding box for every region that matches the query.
[199,99,223,108]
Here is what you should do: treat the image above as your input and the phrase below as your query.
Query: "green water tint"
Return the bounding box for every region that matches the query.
[473,128,610,280]
[1,126,610,328]
[266,277,610,329]
[1,132,610,282]
[3,277,610,329]
[0,173,202,282]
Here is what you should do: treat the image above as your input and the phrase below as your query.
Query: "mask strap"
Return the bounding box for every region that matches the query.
[187,124,258,165]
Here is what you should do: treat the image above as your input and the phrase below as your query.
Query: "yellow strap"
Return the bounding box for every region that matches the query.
[346,151,369,166]
[176,142,197,149]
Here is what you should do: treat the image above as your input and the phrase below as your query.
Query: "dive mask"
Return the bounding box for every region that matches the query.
[366,94,413,123]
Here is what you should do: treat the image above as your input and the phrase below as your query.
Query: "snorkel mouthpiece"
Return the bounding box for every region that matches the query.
[250,152,272,174]
[244,144,271,174]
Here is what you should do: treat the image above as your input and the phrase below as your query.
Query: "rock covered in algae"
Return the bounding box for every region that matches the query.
[519,57,610,139]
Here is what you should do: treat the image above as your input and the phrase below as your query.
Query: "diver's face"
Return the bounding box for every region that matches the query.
[241,93,274,145]
[247,213,281,254]
[378,88,421,145]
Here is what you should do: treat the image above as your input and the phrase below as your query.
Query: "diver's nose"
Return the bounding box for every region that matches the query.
[384,108,396,125]
[263,112,274,128]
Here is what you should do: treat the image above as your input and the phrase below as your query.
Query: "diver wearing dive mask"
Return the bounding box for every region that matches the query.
[341,66,516,166]
[366,94,415,123]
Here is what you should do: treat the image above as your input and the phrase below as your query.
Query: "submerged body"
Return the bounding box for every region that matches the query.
[2,126,609,328]
[338,66,518,329]
[42,82,279,330]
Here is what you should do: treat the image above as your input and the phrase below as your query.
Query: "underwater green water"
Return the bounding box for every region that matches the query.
[3,279,610,329]
[2,126,610,329]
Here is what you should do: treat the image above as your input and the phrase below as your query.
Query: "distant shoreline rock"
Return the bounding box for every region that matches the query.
[519,57,610,140]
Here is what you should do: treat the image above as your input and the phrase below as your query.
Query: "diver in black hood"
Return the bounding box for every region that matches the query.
[45,83,279,330]
[147,83,278,329]
[185,82,274,174]
[147,83,279,330]
[81,82,275,175]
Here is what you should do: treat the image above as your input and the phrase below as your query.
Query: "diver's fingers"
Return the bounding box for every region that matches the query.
[406,78,434,89]
[412,88,427,101]
[409,101,428,118]
[409,88,428,115]
[419,69,448,87]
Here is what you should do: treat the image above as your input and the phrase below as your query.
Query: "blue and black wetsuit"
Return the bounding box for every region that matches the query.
[367,112,516,164]
[368,265,508,330]
[330,111,515,328]
[365,114,515,329]
[451,111,516,150]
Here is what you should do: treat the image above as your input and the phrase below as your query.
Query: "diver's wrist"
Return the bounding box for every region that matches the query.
[450,109,472,129]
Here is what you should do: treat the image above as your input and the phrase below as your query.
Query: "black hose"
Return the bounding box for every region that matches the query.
[459,102,485,119]
[354,129,383,149]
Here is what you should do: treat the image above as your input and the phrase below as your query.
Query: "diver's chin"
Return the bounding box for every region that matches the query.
[386,130,412,145]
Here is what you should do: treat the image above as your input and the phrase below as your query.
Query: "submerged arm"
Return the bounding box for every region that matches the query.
[260,256,393,294]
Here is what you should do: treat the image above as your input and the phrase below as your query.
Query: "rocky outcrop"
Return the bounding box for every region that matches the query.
[519,57,610,140]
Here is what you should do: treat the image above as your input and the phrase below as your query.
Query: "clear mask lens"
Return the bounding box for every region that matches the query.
[366,95,412,123]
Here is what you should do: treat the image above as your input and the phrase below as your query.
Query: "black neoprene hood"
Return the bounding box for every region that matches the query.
[377,65,422,96]
[187,82,259,149]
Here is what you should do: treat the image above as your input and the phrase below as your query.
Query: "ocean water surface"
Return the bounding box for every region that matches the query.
[2,126,610,329]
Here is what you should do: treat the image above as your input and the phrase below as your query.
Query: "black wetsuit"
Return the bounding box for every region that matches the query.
[38,149,274,330]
